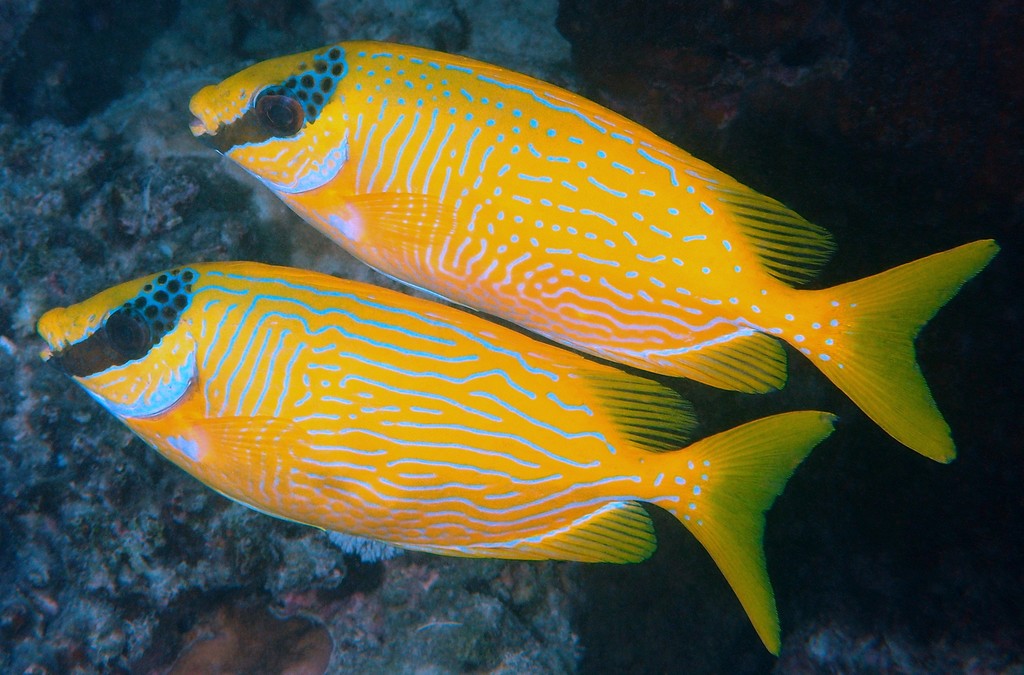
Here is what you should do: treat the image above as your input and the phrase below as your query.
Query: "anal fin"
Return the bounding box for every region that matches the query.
[513,500,656,563]
[651,330,787,393]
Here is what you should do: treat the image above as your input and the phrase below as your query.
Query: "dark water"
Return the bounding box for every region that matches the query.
[1,0,1020,672]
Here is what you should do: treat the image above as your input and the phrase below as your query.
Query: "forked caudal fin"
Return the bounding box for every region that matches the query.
[806,239,998,462]
[666,410,836,654]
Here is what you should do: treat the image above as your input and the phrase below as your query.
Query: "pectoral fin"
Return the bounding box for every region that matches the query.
[138,416,313,523]
[344,191,459,253]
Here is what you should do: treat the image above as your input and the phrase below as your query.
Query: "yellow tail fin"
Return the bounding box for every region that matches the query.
[667,410,836,654]
[809,239,998,462]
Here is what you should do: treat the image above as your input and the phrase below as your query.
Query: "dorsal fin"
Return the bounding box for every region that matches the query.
[577,371,697,452]
[710,184,836,286]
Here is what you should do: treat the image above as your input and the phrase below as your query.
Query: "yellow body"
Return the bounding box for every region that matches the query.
[190,42,998,461]
[39,262,835,652]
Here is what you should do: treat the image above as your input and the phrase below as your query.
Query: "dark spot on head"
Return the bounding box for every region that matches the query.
[312,92,323,105]
[152,320,165,333]
[301,74,314,88]
[158,274,168,284]
[182,271,194,282]
[174,295,188,309]
[297,90,308,101]
[331,64,343,76]
[168,279,181,293]
[171,268,180,275]
[154,290,169,303]
[162,306,177,319]
[134,297,146,309]
[315,61,327,73]
[144,284,153,292]
[144,305,158,319]
[286,77,297,89]
[320,77,332,92]
[184,284,193,293]
[329,48,341,60]
[306,104,316,117]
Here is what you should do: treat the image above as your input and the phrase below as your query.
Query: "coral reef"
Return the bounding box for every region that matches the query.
[0,0,1020,673]
[1,1,579,673]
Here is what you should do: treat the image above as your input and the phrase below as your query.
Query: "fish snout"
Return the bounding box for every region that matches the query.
[189,115,210,138]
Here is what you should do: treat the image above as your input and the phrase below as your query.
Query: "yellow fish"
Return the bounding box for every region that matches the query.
[38,261,835,653]
[189,42,998,462]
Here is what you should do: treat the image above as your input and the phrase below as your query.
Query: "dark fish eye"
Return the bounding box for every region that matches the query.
[104,308,152,361]
[255,93,305,136]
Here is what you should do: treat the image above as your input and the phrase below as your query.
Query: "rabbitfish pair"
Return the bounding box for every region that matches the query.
[38,42,997,654]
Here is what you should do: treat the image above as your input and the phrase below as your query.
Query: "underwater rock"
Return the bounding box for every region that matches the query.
[1,0,180,124]
[164,599,333,675]
[1,1,580,673]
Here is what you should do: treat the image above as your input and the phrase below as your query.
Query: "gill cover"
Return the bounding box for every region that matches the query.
[38,268,201,419]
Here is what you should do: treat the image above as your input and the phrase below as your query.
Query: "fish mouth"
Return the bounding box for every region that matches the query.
[189,115,211,137]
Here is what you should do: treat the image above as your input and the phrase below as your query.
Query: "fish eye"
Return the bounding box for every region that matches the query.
[255,93,305,136]
[104,308,152,361]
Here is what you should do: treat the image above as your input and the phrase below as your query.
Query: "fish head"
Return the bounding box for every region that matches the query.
[189,44,350,195]
[37,267,204,421]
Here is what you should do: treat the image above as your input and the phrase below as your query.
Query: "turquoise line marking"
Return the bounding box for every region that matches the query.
[474,74,609,135]
[587,176,627,198]
[458,126,481,177]
[423,122,456,192]
[355,121,378,187]
[249,329,289,416]
[384,111,419,191]
[406,108,438,191]
[578,253,620,267]
[275,334,304,417]
[478,145,495,174]
[637,147,679,187]
[579,208,617,227]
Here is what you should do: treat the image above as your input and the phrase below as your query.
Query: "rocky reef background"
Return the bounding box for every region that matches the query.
[0,0,1020,673]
